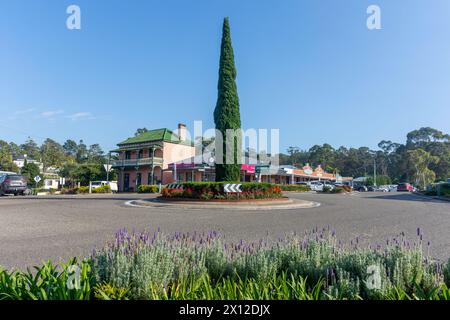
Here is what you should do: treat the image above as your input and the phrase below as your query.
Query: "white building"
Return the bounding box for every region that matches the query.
[13,157,43,171]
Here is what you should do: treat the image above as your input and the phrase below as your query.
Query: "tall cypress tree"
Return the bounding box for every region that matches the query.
[214,17,242,182]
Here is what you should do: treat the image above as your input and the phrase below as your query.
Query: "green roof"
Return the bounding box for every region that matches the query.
[118,128,192,146]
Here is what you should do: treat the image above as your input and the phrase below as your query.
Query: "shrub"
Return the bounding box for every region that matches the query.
[89,228,448,300]
[0,259,92,300]
[332,187,346,193]
[425,183,450,197]
[138,185,159,193]
[1,229,450,300]
[61,187,77,195]
[161,182,283,200]
[92,185,111,194]
[440,183,450,196]
[94,283,129,300]
[279,184,311,192]
[77,186,90,194]
[321,186,345,194]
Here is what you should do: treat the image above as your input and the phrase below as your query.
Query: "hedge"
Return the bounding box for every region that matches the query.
[278,184,311,192]
[138,185,159,193]
[162,182,283,200]
[321,186,346,194]
[92,185,111,194]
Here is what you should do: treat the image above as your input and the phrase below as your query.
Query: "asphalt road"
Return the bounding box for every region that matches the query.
[0,192,449,270]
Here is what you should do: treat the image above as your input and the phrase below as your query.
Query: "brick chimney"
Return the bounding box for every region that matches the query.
[178,123,187,141]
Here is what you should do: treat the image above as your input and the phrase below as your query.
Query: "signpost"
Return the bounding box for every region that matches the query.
[104,164,112,182]
[34,175,41,189]
[167,184,184,190]
[224,184,242,193]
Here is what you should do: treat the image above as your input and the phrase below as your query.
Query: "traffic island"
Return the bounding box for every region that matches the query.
[126,182,320,210]
[126,197,319,210]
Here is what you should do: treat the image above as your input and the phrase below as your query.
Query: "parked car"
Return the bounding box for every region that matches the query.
[367,185,389,192]
[354,184,368,192]
[397,183,414,192]
[0,174,27,196]
[323,181,335,190]
[388,185,398,192]
[309,181,324,192]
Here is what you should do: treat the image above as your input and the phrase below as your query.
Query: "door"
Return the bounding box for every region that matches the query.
[136,173,142,187]
[124,173,130,191]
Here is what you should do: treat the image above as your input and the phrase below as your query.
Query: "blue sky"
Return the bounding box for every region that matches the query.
[1,0,449,153]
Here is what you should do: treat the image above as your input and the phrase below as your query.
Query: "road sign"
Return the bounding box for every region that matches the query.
[34,176,41,183]
[103,164,112,172]
[224,184,242,193]
[167,184,184,190]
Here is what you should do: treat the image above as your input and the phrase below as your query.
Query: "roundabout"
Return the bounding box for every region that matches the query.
[125,196,320,210]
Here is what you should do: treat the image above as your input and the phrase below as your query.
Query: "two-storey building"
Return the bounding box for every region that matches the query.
[111,124,194,192]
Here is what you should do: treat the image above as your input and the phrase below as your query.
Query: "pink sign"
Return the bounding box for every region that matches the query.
[241,164,256,174]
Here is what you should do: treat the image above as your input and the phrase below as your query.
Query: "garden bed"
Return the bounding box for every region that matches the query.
[161,182,283,200]
[156,196,291,203]
[1,228,450,300]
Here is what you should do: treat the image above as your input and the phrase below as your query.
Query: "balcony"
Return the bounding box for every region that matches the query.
[112,157,163,168]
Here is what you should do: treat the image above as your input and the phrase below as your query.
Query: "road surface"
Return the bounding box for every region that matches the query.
[0,192,449,269]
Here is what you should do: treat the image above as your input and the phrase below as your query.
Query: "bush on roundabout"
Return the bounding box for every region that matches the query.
[92,185,112,194]
[278,184,311,192]
[138,185,159,193]
[162,182,283,200]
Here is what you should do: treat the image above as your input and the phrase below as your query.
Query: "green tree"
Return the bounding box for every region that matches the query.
[76,140,88,163]
[134,128,149,137]
[9,142,23,159]
[20,138,40,160]
[213,17,242,182]
[63,139,78,158]
[87,144,105,164]
[71,164,105,186]
[365,175,392,186]
[0,140,18,172]
[309,144,336,168]
[40,138,66,170]
[407,148,439,189]
[21,162,41,187]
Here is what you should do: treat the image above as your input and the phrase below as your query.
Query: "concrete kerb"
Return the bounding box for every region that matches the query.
[125,197,320,211]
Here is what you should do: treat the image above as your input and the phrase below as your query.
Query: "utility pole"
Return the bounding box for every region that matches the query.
[373,157,377,187]
[173,162,177,182]
[106,152,111,182]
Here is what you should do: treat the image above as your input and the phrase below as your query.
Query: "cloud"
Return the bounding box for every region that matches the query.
[5,108,37,120]
[67,112,95,121]
[40,110,64,119]
[14,108,36,115]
